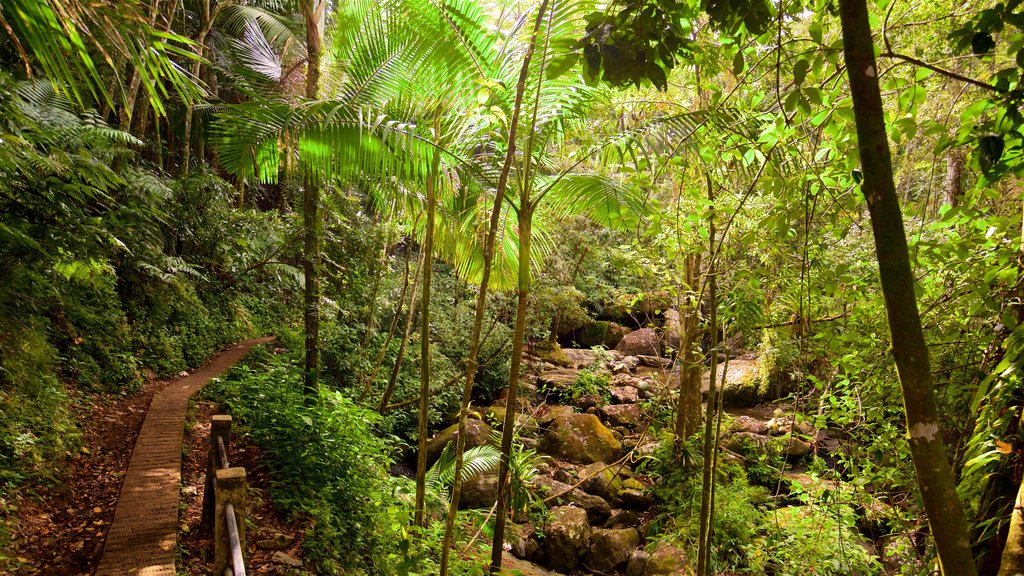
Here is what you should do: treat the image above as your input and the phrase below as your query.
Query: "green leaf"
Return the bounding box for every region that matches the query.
[733,50,745,75]
[978,134,1004,173]
[973,31,996,55]
[793,58,809,86]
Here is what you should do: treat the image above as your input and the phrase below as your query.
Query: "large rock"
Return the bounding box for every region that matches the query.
[636,354,671,368]
[605,508,642,529]
[501,552,562,575]
[625,548,649,576]
[538,404,574,425]
[580,462,626,504]
[618,478,654,509]
[602,404,649,430]
[426,419,492,464]
[729,415,768,435]
[645,542,688,575]
[532,340,570,367]
[702,357,764,405]
[484,406,540,437]
[540,413,621,464]
[533,476,611,524]
[460,472,498,509]
[610,386,639,404]
[616,329,662,357]
[562,348,601,369]
[543,506,592,572]
[538,369,581,395]
[570,320,631,349]
[586,528,640,572]
[507,523,542,562]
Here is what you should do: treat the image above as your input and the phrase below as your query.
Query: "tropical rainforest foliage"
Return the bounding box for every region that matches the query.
[2,0,1024,575]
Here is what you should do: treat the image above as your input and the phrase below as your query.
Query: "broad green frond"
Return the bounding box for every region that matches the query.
[536,173,645,229]
[0,0,204,115]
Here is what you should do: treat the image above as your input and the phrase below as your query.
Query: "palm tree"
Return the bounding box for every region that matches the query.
[0,0,203,116]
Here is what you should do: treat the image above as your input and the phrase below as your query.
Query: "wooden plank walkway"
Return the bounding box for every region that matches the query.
[94,337,273,576]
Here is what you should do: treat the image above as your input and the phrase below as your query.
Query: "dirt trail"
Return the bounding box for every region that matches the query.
[93,337,273,576]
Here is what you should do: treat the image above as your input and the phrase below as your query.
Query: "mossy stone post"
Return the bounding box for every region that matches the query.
[214,467,247,575]
[201,415,232,534]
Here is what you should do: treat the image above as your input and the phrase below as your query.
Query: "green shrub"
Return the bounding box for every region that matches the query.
[213,354,412,573]
[748,503,880,576]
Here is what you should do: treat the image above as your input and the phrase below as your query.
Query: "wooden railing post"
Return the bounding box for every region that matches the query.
[201,415,232,534]
[214,467,247,575]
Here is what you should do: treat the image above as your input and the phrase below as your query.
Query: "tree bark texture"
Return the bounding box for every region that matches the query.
[301,0,324,400]
[674,252,703,446]
[837,1,977,573]
[998,468,1024,576]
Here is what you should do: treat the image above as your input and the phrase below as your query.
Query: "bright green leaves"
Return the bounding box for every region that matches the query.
[0,0,202,116]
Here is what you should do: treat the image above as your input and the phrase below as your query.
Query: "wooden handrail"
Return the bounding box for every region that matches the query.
[225,502,246,576]
[200,415,248,576]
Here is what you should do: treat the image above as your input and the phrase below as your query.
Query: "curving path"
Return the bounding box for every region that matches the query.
[94,337,274,576]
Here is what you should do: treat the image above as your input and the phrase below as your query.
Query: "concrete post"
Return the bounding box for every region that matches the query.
[201,415,232,534]
[214,467,246,575]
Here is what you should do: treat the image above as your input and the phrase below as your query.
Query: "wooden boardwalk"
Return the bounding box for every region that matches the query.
[94,338,273,576]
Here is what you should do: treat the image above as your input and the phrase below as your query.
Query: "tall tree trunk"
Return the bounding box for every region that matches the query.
[837,1,977,573]
[119,0,162,131]
[301,0,324,401]
[415,132,441,528]
[696,179,718,576]
[490,204,533,574]
[182,0,214,175]
[674,252,703,448]
[438,1,549,567]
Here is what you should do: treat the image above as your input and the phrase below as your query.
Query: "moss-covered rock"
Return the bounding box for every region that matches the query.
[425,418,492,464]
[587,528,640,572]
[540,412,621,464]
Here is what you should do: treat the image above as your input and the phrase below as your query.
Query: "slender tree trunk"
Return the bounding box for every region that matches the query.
[359,241,413,404]
[440,3,550,571]
[301,0,324,401]
[837,1,977,573]
[998,464,1024,576]
[696,179,718,576]
[378,251,424,413]
[490,204,533,574]
[415,133,441,528]
[182,0,214,175]
[674,252,703,448]
[119,0,162,131]
[943,149,964,210]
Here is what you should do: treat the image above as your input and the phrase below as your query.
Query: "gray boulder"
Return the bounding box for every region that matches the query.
[586,528,640,572]
[543,506,592,572]
[616,329,662,357]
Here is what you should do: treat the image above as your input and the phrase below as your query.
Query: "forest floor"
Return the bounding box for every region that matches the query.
[8,378,160,575]
[6,339,306,576]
